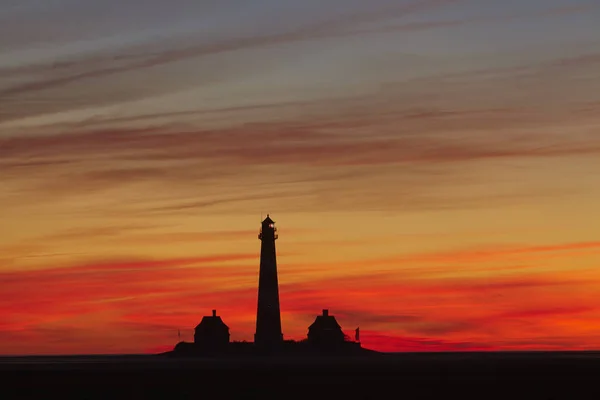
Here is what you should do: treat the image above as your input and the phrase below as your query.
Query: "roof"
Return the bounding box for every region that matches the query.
[195,316,229,332]
[308,315,342,332]
[262,215,275,225]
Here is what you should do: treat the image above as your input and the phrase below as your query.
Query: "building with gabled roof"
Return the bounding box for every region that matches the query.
[307,309,346,346]
[194,310,230,349]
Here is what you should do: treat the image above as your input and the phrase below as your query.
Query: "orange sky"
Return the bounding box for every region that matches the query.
[1,0,600,354]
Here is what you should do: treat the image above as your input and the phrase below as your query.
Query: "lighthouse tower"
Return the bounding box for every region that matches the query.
[254,214,283,349]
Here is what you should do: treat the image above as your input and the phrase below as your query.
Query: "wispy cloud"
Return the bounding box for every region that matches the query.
[2,114,597,216]
[3,116,599,168]
[0,1,462,107]
[538,2,600,17]
[359,332,496,352]
[3,0,597,125]
[1,236,600,354]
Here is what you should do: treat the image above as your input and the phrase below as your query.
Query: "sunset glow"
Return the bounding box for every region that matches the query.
[1,0,600,355]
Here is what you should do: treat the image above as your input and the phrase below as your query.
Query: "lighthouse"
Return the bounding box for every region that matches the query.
[254,214,283,349]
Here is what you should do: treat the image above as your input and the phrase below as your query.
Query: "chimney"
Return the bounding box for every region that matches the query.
[212,309,217,317]
[323,309,329,317]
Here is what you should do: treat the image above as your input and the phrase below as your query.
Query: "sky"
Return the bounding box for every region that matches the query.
[1,0,600,355]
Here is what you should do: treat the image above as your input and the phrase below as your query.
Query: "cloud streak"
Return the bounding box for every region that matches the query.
[3,116,599,166]
[3,0,597,124]
[1,236,600,354]
[0,1,462,101]
[2,112,598,216]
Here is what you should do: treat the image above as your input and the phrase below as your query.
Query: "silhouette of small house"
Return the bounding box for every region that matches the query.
[307,309,346,346]
[194,310,230,349]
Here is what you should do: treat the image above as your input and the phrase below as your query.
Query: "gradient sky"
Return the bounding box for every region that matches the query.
[1,0,600,355]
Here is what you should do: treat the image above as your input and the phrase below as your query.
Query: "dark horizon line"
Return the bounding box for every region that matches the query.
[2,349,600,358]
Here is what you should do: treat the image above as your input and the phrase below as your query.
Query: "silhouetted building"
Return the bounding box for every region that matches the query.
[255,215,284,349]
[194,310,230,349]
[307,309,346,346]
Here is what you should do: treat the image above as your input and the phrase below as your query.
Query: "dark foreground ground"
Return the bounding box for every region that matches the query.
[2,352,600,399]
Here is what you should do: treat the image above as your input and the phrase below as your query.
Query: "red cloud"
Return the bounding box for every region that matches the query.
[498,306,596,320]
[1,239,600,354]
[359,331,497,352]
